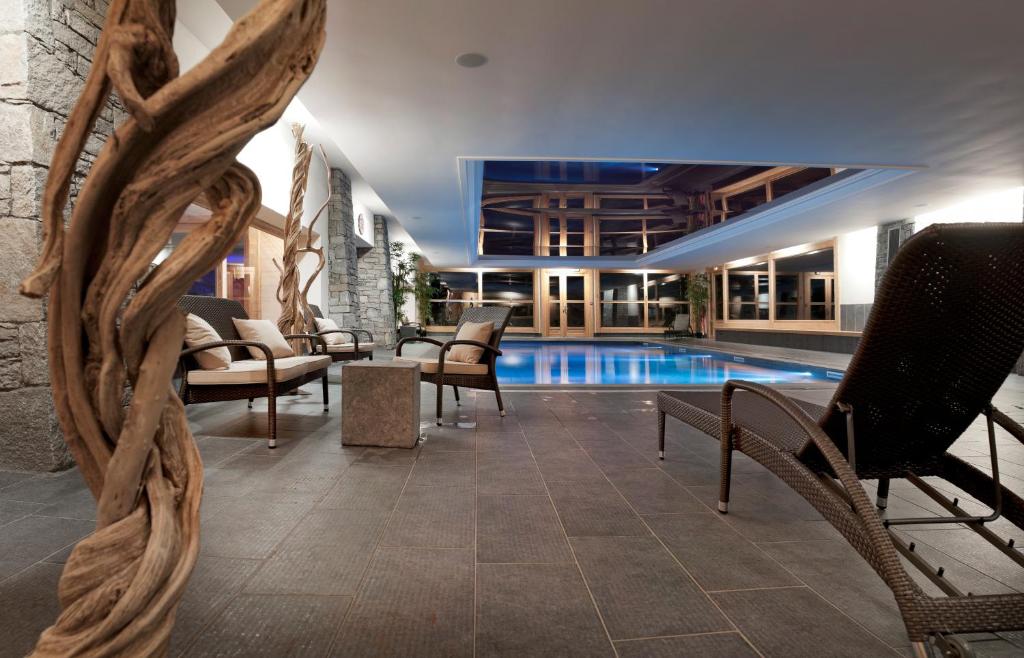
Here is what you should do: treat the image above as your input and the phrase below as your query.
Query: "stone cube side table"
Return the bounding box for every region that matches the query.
[342,360,421,448]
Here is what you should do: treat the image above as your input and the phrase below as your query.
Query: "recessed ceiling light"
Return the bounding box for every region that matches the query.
[455,52,488,68]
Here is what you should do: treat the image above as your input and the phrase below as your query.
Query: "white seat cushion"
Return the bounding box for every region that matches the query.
[187,355,330,385]
[393,355,488,376]
[326,342,375,353]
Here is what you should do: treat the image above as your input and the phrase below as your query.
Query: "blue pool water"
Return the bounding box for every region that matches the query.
[495,341,840,386]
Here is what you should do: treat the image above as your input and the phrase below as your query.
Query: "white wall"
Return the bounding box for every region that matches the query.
[173,19,331,313]
[914,186,1023,232]
[837,226,876,305]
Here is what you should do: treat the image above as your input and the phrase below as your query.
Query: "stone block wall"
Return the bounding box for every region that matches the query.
[0,0,125,470]
[875,219,914,288]
[356,216,396,348]
[327,167,360,327]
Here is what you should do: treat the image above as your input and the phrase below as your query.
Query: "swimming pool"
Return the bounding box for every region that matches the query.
[495,341,841,386]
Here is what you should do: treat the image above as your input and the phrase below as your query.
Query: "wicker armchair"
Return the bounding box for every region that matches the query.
[394,306,512,425]
[656,223,1024,655]
[177,295,332,448]
[308,304,374,363]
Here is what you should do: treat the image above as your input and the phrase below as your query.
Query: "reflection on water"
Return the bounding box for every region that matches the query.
[496,341,824,385]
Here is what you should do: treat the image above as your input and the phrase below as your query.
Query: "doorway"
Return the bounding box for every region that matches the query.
[545,271,591,337]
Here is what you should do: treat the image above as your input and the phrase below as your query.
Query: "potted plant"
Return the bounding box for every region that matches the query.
[687,272,710,338]
[390,241,420,338]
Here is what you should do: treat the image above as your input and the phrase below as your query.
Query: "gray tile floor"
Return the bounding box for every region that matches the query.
[1,356,1022,657]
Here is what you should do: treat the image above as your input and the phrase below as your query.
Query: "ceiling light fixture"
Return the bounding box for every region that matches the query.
[455,52,488,68]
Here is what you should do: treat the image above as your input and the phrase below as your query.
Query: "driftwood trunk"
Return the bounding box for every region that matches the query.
[276,123,312,339]
[298,145,330,330]
[18,0,325,655]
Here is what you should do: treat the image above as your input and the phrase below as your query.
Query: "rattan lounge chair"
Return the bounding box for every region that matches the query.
[394,306,512,425]
[177,295,331,448]
[309,304,374,363]
[657,223,1024,656]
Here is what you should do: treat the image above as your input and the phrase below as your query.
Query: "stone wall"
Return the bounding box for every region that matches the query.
[875,219,914,288]
[356,216,396,348]
[326,167,360,327]
[0,0,125,470]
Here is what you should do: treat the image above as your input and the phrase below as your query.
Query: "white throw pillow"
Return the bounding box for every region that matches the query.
[314,317,346,346]
[184,314,231,370]
[231,318,295,360]
[448,321,494,364]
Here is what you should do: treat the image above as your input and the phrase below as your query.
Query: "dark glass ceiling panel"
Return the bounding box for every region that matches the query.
[483,161,671,185]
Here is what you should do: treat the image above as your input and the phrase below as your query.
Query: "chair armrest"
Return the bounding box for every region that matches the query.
[179,340,277,384]
[439,339,502,358]
[340,328,374,343]
[284,332,328,354]
[719,379,901,581]
[395,336,443,356]
[316,329,360,352]
[992,406,1024,445]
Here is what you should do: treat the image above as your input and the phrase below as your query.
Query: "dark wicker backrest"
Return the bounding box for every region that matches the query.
[817,223,1024,472]
[177,295,251,362]
[310,304,324,319]
[456,306,512,359]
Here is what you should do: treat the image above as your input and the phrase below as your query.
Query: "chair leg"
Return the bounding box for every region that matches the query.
[267,390,277,449]
[321,375,329,413]
[718,427,733,513]
[247,398,253,409]
[658,410,666,460]
[876,477,890,509]
[436,380,444,426]
[453,386,460,406]
[494,386,506,417]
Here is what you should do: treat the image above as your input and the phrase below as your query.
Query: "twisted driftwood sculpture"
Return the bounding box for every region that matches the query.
[18,0,325,654]
[273,143,330,332]
[276,123,312,338]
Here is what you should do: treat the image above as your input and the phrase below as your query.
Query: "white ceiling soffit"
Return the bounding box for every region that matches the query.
[177,0,390,218]
[214,0,1024,268]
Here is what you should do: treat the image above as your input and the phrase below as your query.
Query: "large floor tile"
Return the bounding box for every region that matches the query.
[712,587,897,657]
[0,515,94,581]
[477,494,572,563]
[245,508,389,596]
[476,453,546,495]
[547,481,649,537]
[380,485,474,548]
[0,499,45,527]
[571,536,730,639]
[614,633,758,658]
[644,513,799,591]
[605,467,706,515]
[333,547,474,658]
[184,593,350,657]
[0,562,62,657]
[0,470,89,505]
[476,563,614,657]
[170,556,263,656]
[759,539,909,648]
[408,451,475,487]
[200,498,312,560]
[317,464,409,512]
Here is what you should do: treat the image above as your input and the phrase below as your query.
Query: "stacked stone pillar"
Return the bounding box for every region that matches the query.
[327,167,360,327]
[356,216,397,348]
[0,0,124,470]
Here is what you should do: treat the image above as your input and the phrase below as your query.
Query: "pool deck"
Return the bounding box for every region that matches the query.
[0,342,1021,656]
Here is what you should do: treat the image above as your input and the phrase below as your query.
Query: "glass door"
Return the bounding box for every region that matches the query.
[545,272,590,337]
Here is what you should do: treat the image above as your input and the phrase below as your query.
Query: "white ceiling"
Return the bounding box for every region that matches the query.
[215,0,1024,269]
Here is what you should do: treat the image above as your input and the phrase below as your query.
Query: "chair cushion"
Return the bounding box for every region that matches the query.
[448,321,494,364]
[314,317,347,346]
[326,342,375,353]
[184,313,231,370]
[186,355,329,385]
[231,318,295,359]
[393,355,488,376]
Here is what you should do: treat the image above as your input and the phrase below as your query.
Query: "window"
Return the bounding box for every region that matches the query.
[480,209,535,255]
[482,272,534,328]
[428,271,479,326]
[598,219,644,256]
[597,272,689,330]
[774,248,835,321]
[724,263,768,320]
